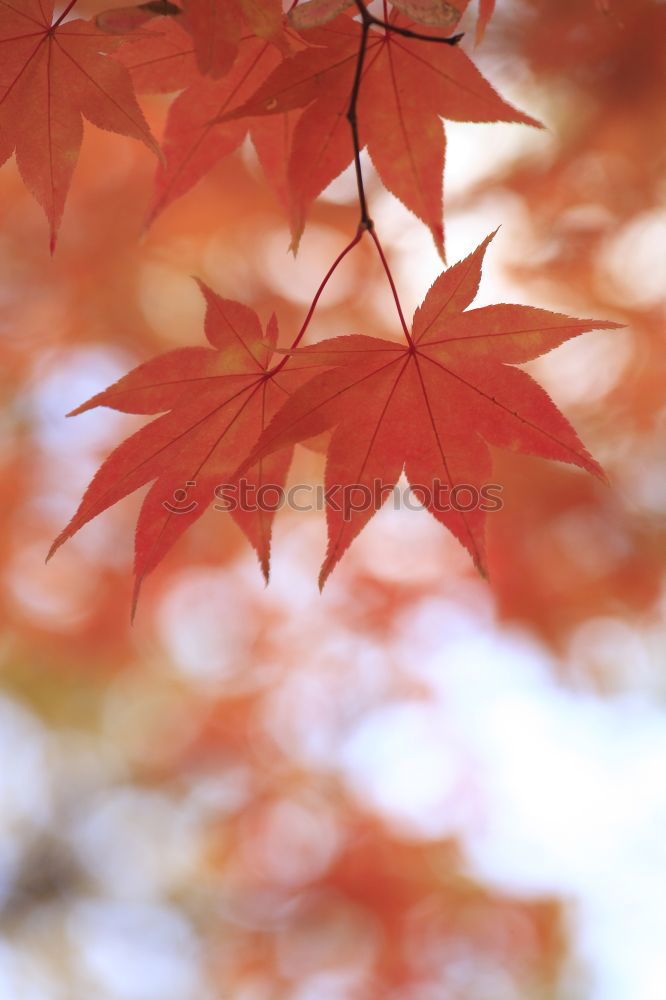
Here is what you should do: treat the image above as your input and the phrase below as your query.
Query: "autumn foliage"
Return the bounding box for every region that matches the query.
[2,0,623,603]
[1,0,663,995]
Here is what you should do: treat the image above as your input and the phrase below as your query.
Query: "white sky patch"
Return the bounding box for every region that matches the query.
[27,345,137,456]
[240,793,343,887]
[367,609,666,1000]
[526,324,632,408]
[340,700,474,840]
[597,209,666,310]
[71,787,200,900]
[68,900,204,1000]
[156,568,280,693]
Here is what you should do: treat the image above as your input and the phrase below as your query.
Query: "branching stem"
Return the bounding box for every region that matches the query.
[369,227,414,348]
[349,1,421,348]
[270,229,365,375]
[290,0,449,355]
[372,20,463,45]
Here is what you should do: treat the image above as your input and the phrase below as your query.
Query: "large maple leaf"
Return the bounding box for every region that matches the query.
[0,0,160,250]
[48,284,306,612]
[240,234,621,586]
[222,13,539,254]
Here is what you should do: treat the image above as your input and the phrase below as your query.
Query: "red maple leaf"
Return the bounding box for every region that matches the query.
[220,12,539,254]
[143,32,290,223]
[111,11,298,220]
[240,233,621,586]
[0,0,160,250]
[182,0,284,78]
[48,283,307,613]
[113,14,198,94]
[475,0,496,43]
[95,2,184,34]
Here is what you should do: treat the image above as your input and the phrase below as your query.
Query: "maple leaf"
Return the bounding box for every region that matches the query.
[112,14,299,221]
[95,2,182,34]
[475,0,496,44]
[0,0,160,250]
[221,13,540,255]
[114,15,199,94]
[250,109,301,218]
[181,0,241,77]
[239,233,621,587]
[145,33,288,223]
[48,283,306,613]
[181,0,284,78]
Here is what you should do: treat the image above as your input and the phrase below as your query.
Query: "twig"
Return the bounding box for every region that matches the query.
[349,1,417,348]
[348,4,373,229]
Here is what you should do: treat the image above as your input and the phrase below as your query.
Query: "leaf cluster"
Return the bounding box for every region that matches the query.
[1,0,617,607]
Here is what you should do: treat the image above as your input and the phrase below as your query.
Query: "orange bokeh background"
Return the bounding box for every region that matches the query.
[0,1,663,996]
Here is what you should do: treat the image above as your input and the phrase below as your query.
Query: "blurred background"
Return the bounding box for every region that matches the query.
[0,0,665,996]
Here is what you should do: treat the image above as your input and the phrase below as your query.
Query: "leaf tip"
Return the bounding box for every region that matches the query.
[597,319,626,331]
[522,111,547,131]
[47,517,79,562]
[433,224,446,264]
[45,535,62,564]
[66,401,89,417]
[192,275,210,297]
[130,574,145,624]
[476,227,501,261]
[591,460,610,486]
[318,554,336,591]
